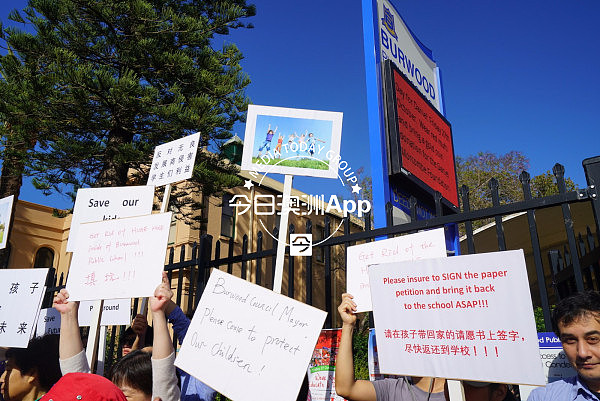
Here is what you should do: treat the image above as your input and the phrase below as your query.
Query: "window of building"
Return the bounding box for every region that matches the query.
[221,194,235,238]
[34,247,55,268]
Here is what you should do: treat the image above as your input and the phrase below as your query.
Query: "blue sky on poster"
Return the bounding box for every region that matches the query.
[253,115,333,157]
[1,0,599,209]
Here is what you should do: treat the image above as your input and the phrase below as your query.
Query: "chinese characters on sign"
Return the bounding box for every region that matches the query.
[66,213,172,301]
[147,132,200,187]
[0,268,49,347]
[368,250,544,386]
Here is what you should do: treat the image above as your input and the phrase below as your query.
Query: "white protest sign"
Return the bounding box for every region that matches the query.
[66,213,172,301]
[175,269,327,401]
[347,228,447,312]
[67,186,155,252]
[0,269,48,347]
[37,299,131,336]
[147,132,200,187]
[368,250,545,385]
[0,195,14,249]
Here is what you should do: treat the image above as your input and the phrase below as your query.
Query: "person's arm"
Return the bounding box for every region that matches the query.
[131,314,149,350]
[166,300,190,344]
[334,293,376,401]
[53,289,90,373]
[150,273,181,401]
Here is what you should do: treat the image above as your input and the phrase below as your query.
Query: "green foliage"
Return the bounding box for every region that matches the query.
[456,151,578,232]
[1,0,256,218]
[353,329,370,380]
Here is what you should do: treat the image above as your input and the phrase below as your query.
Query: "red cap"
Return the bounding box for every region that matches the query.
[40,373,127,401]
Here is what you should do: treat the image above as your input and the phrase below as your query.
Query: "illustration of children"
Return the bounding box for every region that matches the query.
[297,132,307,157]
[274,133,284,158]
[257,124,277,158]
[307,132,325,157]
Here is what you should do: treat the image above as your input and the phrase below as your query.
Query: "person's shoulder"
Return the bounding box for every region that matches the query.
[527,376,578,401]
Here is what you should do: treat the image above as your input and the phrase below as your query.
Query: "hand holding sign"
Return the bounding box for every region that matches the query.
[337,293,358,326]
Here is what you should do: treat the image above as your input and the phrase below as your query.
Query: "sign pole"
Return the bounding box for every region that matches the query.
[140,183,172,315]
[272,174,293,294]
[85,299,104,373]
[447,380,466,401]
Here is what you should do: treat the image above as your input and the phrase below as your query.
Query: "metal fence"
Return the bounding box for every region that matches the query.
[42,156,600,373]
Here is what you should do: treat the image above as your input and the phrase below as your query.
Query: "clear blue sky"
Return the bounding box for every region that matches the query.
[1,0,599,209]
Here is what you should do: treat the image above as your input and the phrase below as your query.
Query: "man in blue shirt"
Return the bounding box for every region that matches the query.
[528,291,600,401]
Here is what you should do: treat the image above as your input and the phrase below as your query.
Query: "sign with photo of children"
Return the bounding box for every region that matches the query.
[241,105,343,179]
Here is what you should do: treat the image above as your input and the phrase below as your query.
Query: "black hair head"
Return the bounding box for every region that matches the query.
[552,290,600,336]
[109,349,152,396]
[5,334,61,391]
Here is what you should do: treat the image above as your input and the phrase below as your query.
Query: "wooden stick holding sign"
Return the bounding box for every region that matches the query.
[272,174,293,293]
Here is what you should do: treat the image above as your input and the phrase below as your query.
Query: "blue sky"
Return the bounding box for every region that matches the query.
[1,0,599,209]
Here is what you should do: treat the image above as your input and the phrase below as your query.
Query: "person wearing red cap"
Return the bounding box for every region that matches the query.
[53,273,180,401]
[39,372,127,401]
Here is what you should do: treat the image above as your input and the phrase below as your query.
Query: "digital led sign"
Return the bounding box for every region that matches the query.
[384,60,458,208]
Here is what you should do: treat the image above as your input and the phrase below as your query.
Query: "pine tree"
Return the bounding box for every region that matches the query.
[1,0,255,228]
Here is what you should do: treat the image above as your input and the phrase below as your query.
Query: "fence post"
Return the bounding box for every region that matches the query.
[583,156,600,241]
[288,224,295,298]
[554,163,584,291]
[520,171,552,331]
[194,234,213,308]
[489,178,507,251]
[324,216,332,328]
[305,220,313,306]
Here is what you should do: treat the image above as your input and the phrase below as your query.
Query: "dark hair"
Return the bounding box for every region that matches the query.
[5,334,61,391]
[109,350,152,396]
[120,326,154,348]
[551,290,600,336]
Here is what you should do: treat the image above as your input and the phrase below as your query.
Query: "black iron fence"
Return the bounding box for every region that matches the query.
[42,156,600,373]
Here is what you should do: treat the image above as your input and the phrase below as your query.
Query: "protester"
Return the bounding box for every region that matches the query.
[164,292,216,401]
[335,293,512,401]
[527,290,600,400]
[54,273,180,401]
[121,315,154,357]
[0,335,61,401]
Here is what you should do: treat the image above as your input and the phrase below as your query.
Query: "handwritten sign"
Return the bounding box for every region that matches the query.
[368,250,544,385]
[308,329,346,401]
[66,213,172,301]
[36,299,131,336]
[0,195,14,249]
[67,186,155,252]
[346,228,447,312]
[147,132,200,187]
[0,268,48,347]
[175,269,327,401]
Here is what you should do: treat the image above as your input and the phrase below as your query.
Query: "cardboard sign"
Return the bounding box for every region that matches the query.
[308,329,346,401]
[368,250,545,385]
[0,195,14,249]
[66,213,172,301]
[240,105,343,179]
[175,269,327,401]
[67,186,155,252]
[346,228,447,312]
[36,299,131,336]
[0,268,48,347]
[147,132,200,187]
